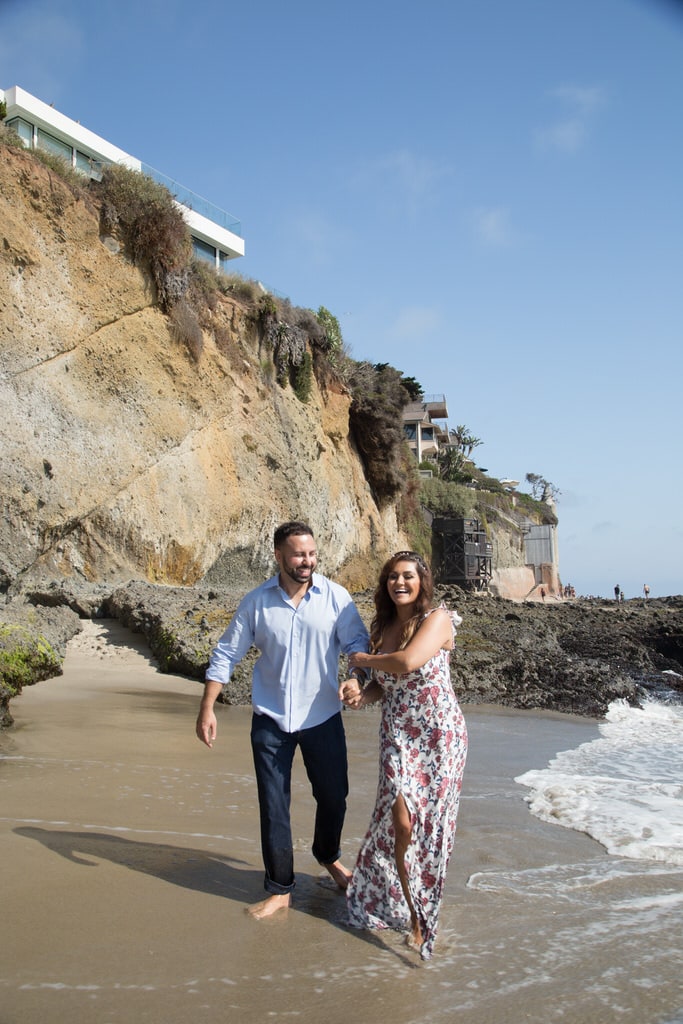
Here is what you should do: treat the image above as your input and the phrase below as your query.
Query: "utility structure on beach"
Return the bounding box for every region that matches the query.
[431,517,493,590]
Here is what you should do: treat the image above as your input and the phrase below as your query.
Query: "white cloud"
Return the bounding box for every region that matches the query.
[287,211,343,267]
[472,206,514,247]
[592,520,617,536]
[537,84,608,153]
[554,85,606,114]
[350,149,452,213]
[388,306,442,341]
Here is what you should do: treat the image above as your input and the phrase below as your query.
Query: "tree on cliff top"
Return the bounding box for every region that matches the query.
[346,362,412,506]
[525,473,561,502]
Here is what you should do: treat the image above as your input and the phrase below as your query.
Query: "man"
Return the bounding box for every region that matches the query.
[196,520,369,919]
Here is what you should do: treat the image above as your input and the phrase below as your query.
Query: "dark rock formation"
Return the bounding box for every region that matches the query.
[444,589,683,717]
[3,580,680,726]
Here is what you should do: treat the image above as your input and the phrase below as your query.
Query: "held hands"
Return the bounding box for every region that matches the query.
[341,650,374,709]
[339,677,364,710]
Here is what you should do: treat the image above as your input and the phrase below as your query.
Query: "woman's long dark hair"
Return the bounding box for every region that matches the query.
[370,551,435,652]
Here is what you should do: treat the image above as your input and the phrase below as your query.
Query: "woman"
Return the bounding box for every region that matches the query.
[341,551,467,960]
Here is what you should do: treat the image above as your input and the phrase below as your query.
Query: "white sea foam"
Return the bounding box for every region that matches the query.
[516,699,683,866]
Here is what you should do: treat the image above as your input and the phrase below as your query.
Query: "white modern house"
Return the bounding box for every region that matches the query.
[0,85,245,270]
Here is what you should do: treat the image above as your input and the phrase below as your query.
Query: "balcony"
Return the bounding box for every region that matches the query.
[423,393,448,419]
[141,164,242,238]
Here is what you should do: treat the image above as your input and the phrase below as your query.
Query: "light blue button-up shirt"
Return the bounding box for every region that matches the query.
[206,573,369,732]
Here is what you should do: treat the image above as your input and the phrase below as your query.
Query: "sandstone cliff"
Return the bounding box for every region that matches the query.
[0,145,403,595]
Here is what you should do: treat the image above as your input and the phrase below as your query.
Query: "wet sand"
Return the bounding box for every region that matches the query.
[1,620,682,1024]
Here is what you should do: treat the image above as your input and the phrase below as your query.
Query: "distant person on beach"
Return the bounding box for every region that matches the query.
[339,551,468,960]
[196,520,369,919]
[643,584,650,599]
[614,584,620,601]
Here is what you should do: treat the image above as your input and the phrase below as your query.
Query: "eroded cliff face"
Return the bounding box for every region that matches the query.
[0,146,402,592]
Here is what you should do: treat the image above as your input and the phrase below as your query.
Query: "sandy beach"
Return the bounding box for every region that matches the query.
[1,619,682,1024]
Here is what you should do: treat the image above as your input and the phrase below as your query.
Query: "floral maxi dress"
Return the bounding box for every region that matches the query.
[346,609,468,960]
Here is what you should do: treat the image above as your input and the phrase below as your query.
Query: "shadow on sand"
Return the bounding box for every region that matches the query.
[15,825,258,903]
[15,825,420,965]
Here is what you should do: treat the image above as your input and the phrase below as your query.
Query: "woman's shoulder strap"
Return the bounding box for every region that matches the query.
[435,601,462,631]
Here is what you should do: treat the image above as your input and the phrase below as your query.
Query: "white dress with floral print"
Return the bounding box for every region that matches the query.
[346,608,468,960]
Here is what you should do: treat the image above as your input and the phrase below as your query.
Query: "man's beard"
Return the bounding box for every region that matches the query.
[281,563,314,584]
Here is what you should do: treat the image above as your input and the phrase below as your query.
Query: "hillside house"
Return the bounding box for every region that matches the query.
[0,85,244,271]
[402,394,450,468]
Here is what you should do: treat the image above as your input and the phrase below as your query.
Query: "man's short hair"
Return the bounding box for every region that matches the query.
[274,520,315,549]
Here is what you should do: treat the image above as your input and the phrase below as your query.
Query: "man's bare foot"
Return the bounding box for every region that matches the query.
[324,859,352,890]
[246,893,291,919]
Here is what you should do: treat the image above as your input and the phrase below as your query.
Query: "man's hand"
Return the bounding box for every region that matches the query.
[196,706,217,747]
[339,677,363,709]
[196,681,223,747]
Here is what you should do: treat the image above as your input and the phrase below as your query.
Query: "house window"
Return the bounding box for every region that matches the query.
[219,250,233,273]
[192,236,216,265]
[421,427,434,441]
[36,128,72,163]
[75,150,104,180]
[6,116,33,146]
[403,424,417,440]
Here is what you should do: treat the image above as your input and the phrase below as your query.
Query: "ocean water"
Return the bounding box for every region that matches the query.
[516,694,683,866]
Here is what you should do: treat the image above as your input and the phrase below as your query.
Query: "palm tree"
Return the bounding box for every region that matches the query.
[449,425,483,458]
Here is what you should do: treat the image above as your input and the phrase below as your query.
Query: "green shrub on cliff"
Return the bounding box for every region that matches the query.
[293,350,313,403]
[168,299,204,362]
[98,164,192,312]
[0,120,86,192]
[218,273,262,303]
[419,477,476,519]
[315,306,346,366]
[0,119,26,151]
[253,294,337,401]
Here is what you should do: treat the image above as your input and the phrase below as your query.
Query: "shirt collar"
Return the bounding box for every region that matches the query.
[266,572,323,595]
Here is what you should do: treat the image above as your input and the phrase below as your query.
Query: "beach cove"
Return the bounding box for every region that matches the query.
[1,620,682,1024]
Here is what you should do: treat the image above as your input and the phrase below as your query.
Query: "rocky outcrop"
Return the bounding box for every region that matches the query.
[449,591,683,716]
[2,578,681,726]
[19,581,683,714]
[110,586,683,716]
[0,599,82,726]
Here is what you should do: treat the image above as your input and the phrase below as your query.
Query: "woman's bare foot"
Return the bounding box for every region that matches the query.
[324,859,352,890]
[247,893,291,919]
[405,923,423,953]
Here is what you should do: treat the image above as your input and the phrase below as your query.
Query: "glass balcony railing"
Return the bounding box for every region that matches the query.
[141,163,242,238]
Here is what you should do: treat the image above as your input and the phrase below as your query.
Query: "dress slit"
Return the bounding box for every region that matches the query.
[346,609,468,960]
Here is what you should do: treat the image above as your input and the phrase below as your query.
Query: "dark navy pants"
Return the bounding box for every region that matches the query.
[250,711,348,895]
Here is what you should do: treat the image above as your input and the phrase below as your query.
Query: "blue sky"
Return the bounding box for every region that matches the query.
[2,0,682,598]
